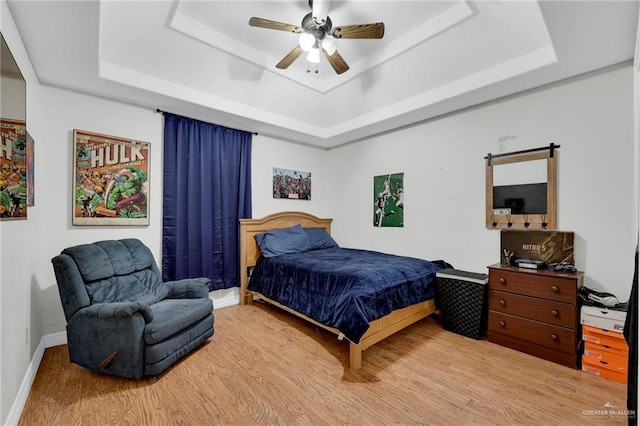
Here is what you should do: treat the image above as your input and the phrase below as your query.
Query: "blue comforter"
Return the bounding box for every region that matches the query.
[248,247,449,343]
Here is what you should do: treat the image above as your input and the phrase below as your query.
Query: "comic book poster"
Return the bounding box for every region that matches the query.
[26,131,34,206]
[373,172,404,227]
[272,167,311,200]
[73,129,150,225]
[0,119,27,220]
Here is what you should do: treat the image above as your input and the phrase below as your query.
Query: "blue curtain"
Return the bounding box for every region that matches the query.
[162,113,252,290]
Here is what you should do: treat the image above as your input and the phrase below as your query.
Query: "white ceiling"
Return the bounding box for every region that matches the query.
[6,0,639,149]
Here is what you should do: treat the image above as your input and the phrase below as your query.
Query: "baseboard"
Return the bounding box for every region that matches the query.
[212,294,239,310]
[43,330,68,347]
[6,296,236,425]
[5,333,47,425]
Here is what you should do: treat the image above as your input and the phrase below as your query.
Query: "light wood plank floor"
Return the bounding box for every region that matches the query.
[20,302,629,425]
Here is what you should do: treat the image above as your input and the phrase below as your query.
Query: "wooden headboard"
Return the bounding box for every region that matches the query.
[239,211,333,305]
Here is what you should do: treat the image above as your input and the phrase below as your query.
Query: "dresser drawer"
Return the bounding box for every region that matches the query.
[489,290,576,328]
[488,269,577,303]
[488,312,576,353]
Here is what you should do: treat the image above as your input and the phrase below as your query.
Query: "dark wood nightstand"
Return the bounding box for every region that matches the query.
[487,263,583,368]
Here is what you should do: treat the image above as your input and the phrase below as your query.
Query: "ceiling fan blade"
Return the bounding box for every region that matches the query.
[332,23,385,39]
[311,0,332,25]
[276,46,304,69]
[323,50,349,75]
[249,17,301,33]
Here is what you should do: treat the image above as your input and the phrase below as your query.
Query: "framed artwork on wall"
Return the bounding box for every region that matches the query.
[0,118,27,220]
[26,131,34,206]
[373,172,404,227]
[273,167,311,200]
[73,129,150,226]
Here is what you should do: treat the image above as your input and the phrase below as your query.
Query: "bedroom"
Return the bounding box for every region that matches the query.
[0,0,638,424]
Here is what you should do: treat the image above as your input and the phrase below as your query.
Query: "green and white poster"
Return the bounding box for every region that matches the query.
[373,172,403,227]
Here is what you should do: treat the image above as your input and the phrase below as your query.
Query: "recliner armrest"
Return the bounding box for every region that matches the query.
[79,302,154,323]
[165,277,211,299]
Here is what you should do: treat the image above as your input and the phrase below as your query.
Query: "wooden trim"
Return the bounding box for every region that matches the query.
[238,211,437,370]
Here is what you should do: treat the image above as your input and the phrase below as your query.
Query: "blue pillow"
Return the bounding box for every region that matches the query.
[304,227,339,250]
[254,224,311,258]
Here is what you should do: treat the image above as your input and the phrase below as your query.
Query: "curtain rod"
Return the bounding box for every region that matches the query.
[484,143,560,166]
[155,108,258,136]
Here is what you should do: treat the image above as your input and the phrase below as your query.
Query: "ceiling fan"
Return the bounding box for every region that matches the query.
[248,0,385,74]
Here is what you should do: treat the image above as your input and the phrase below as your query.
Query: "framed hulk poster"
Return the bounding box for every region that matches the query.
[73,129,150,225]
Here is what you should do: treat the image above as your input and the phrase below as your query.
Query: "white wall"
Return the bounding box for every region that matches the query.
[29,86,165,334]
[330,64,635,300]
[0,75,25,120]
[251,135,331,219]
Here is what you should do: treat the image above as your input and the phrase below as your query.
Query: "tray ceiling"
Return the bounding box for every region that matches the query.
[7,0,639,149]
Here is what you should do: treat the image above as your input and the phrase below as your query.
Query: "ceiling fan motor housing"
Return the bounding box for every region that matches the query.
[302,12,332,41]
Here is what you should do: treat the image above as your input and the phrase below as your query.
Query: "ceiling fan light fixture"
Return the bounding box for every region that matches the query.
[307,47,321,64]
[298,33,315,52]
[249,1,383,74]
[321,36,337,56]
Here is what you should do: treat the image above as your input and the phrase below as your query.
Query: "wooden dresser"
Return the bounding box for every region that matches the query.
[487,264,583,368]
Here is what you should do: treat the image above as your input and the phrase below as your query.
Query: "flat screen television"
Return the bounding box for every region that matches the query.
[493,183,547,214]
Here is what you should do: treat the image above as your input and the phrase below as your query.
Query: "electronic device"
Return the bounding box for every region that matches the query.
[548,262,577,273]
[579,287,620,308]
[514,259,546,269]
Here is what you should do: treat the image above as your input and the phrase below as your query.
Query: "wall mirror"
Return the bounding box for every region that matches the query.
[1,31,28,220]
[485,145,558,229]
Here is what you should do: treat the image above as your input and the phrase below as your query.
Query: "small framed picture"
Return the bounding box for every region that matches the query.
[273,167,311,200]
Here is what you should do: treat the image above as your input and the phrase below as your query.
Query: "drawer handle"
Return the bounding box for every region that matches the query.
[551,334,559,341]
[499,320,506,327]
[499,278,506,285]
[551,310,559,317]
[551,285,560,293]
[499,299,506,307]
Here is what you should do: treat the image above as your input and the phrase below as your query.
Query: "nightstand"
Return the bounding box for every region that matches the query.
[487,263,584,368]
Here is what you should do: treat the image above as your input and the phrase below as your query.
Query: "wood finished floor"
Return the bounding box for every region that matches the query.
[20,302,628,425]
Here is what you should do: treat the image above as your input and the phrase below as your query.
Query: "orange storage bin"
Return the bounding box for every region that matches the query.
[582,354,628,384]
[582,325,629,351]
[584,341,629,367]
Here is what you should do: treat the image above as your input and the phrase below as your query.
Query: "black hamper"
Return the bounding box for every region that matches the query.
[435,268,489,339]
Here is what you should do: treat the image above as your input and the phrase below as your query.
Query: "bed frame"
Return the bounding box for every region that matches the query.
[239,211,437,370]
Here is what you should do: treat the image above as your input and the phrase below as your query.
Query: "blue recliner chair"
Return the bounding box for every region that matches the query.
[51,238,214,379]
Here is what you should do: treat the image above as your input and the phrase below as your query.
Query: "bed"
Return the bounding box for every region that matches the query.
[239,211,447,370]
